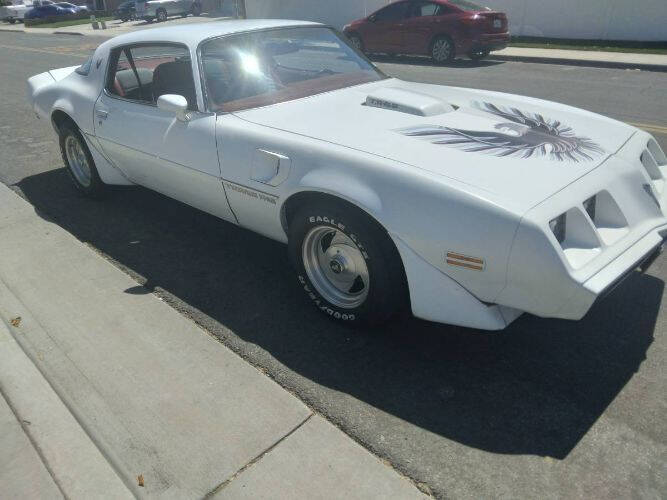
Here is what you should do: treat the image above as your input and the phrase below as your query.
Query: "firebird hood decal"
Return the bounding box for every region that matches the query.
[235,79,637,210]
[399,102,605,163]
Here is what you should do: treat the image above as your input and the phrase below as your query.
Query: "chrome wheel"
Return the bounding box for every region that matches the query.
[432,38,453,62]
[65,135,91,187]
[302,226,370,309]
[156,9,166,21]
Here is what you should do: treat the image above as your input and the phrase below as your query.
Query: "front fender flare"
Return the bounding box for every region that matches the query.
[297,168,383,216]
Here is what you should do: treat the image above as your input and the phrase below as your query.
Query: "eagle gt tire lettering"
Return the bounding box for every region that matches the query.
[288,200,408,325]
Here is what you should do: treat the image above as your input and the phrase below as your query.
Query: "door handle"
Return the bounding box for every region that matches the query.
[96,109,109,119]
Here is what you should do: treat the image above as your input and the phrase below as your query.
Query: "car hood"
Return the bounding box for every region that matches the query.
[235,78,637,212]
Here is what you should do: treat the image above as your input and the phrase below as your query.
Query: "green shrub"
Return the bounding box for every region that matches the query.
[24,11,90,26]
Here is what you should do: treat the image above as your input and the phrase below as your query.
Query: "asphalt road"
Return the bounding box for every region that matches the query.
[1,32,666,499]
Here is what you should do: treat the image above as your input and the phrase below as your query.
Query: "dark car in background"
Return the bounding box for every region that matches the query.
[343,0,509,62]
[24,0,77,19]
[113,0,135,21]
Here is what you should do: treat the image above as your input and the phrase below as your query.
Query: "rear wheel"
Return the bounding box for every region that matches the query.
[191,2,201,16]
[431,36,454,63]
[288,199,408,326]
[8,18,16,24]
[156,8,167,22]
[59,123,106,198]
[469,49,490,61]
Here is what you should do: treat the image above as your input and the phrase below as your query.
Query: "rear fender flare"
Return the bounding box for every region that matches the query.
[51,101,78,134]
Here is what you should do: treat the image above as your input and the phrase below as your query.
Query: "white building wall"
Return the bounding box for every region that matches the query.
[482,0,667,41]
[244,0,666,42]
[244,0,390,30]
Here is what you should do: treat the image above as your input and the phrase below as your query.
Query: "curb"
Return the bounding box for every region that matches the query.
[0,28,25,33]
[489,54,667,72]
[0,316,135,499]
[53,31,84,35]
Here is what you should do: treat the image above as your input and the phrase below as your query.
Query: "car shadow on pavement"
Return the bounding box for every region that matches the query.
[17,167,663,460]
[369,53,505,69]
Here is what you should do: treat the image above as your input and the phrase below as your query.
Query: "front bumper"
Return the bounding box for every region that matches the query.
[498,131,667,321]
[558,229,666,318]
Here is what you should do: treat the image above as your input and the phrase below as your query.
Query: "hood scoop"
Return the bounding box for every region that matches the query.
[365,87,455,117]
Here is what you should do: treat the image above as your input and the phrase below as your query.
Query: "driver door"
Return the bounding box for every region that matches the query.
[363,0,411,53]
[94,42,235,222]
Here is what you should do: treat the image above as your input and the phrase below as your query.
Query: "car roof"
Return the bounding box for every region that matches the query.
[100,20,322,50]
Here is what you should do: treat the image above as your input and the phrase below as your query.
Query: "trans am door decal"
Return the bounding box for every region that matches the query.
[399,102,604,163]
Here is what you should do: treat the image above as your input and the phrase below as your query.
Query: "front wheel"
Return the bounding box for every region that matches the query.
[191,2,201,16]
[8,18,17,24]
[59,123,106,198]
[288,200,408,326]
[156,8,167,22]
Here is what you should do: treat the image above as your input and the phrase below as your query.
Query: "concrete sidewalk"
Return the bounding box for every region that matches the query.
[491,46,667,72]
[0,182,426,499]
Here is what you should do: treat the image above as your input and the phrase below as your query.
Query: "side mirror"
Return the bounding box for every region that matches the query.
[157,94,189,121]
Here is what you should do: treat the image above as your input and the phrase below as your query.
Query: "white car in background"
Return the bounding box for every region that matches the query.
[1,0,32,23]
[26,21,667,329]
[135,0,201,23]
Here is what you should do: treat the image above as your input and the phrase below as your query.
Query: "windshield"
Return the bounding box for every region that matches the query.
[200,26,386,113]
[448,0,489,11]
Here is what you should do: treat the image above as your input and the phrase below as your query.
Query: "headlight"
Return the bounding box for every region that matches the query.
[583,195,596,222]
[549,213,567,243]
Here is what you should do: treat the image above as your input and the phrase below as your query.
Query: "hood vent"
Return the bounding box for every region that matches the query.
[365,87,455,117]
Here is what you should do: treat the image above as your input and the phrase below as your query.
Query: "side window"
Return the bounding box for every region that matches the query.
[106,44,197,110]
[374,1,409,21]
[411,2,441,17]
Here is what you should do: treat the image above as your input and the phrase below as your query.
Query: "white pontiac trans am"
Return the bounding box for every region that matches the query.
[27,20,667,329]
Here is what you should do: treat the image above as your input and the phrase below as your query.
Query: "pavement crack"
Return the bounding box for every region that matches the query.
[203,412,314,498]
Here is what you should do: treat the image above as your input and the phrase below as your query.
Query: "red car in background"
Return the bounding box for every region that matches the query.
[343,0,509,63]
